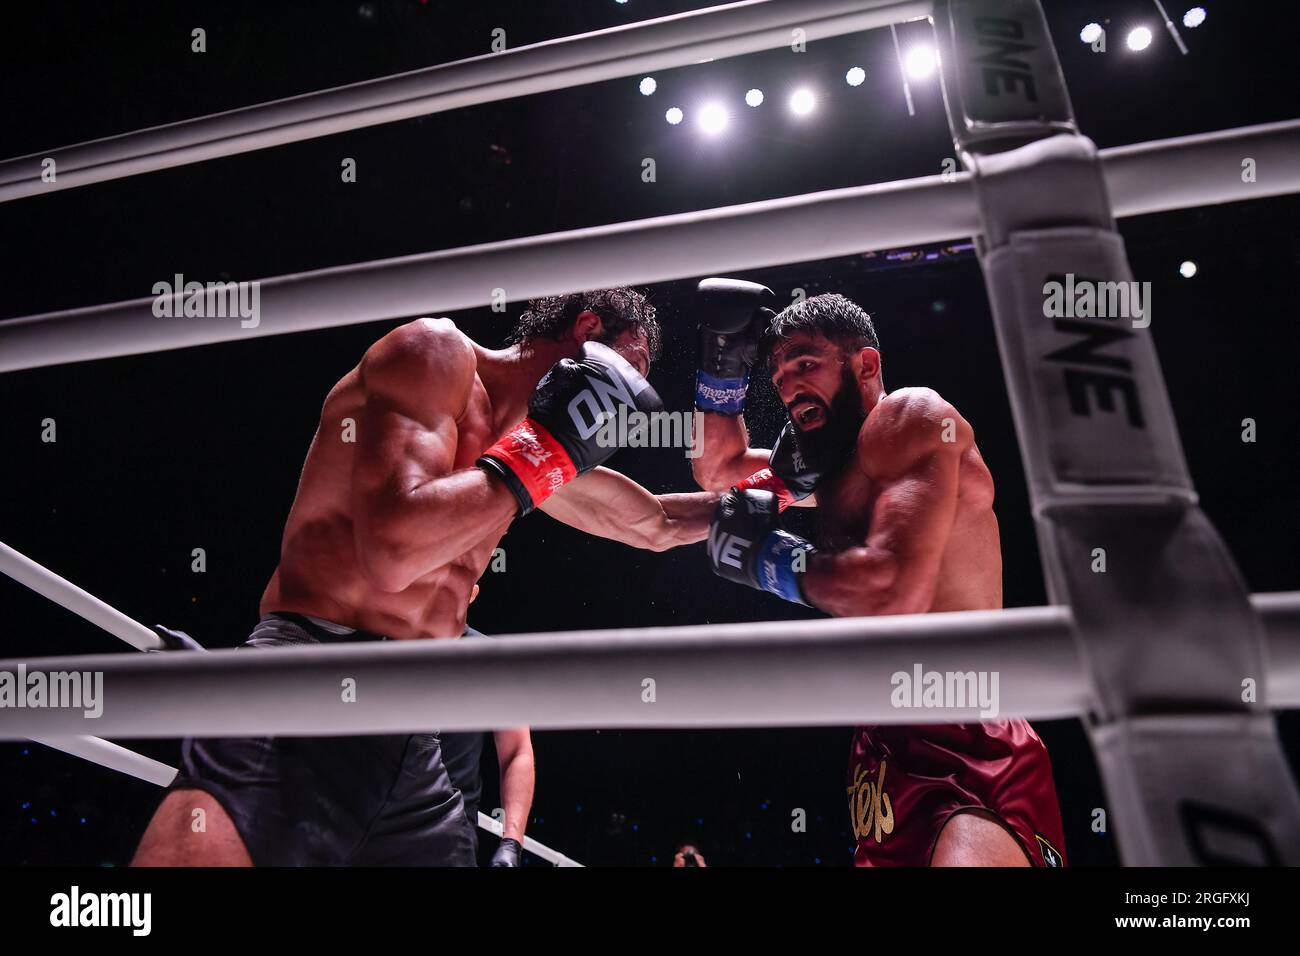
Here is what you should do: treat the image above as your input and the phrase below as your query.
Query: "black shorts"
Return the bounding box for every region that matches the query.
[172,613,477,866]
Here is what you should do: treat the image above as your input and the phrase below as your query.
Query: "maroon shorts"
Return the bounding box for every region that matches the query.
[846,720,1066,867]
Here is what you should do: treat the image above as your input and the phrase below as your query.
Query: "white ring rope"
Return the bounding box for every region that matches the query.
[475,812,583,868]
[30,735,179,788]
[1,119,1296,374]
[0,0,931,204]
[1,543,1297,738]
[0,541,163,651]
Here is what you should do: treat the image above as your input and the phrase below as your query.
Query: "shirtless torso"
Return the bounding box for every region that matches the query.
[261,315,711,640]
[696,322,1066,866]
[260,329,507,638]
[809,386,1002,616]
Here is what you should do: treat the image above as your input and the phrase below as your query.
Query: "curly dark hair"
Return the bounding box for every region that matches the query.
[766,293,879,359]
[508,288,662,360]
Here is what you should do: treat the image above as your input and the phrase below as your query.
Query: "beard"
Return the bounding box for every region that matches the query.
[788,366,866,476]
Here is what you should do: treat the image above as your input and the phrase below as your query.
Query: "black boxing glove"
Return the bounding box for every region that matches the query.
[707,488,816,605]
[490,837,523,867]
[149,624,206,652]
[695,278,775,415]
[477,342,663,515]
[733,421,821,510]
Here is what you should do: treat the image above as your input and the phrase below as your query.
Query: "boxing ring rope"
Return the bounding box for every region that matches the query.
[1,118,1296,374]
[0,0,930,205]
[3,594,1300,738]
[27,735,180,788]
[474,812,582,868]
[0,542,163,652]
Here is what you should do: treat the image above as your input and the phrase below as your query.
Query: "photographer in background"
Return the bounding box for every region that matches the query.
[673,841,707,867]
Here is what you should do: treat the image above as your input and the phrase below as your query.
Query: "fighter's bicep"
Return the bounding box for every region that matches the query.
[353,398,460,495]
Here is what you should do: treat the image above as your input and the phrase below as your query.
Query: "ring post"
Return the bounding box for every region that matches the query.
[934,0,1300,864]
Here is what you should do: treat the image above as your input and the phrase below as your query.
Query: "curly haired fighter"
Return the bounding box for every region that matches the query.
[133,289,718,867]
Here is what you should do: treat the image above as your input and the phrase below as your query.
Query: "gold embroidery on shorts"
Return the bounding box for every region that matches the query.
[847,760,895,844]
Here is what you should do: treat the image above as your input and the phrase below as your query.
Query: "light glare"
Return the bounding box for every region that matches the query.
[698,101,729,135]
[904,45,938,80]
[1127,26,1154,51]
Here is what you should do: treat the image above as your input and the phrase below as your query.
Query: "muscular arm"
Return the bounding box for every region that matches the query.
[691,412,816,507]
[493,727,534,843]
[540,467,718,551]
[800,390,969,617]
[350,319,518,593]
[690,412,772,491]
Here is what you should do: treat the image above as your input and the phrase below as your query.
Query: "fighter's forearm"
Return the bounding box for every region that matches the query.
[801,546,932,618]
[691,412,756,490]
[498,750,535,843]
[656,491,722,548]
[541,468,714,552]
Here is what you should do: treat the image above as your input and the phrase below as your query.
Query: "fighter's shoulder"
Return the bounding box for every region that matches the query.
[859,388,971,471]
[361,317,477,393]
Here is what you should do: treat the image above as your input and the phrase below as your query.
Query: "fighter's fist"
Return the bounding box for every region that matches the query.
[695,278,775,415]
[707,487,815,605]
[478,342,663,515]
[734,421,821,510]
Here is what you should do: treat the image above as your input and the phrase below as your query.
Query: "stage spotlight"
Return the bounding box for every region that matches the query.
[745,88,764,107]
[1127,26,1154,51]
[639,77,657,96]
[1079,23,1103,44]
[665,106,683,125]
[846,66,866,87]
[904,45,938,79]
[698,102,729,135]
[1179,260,1198,278]
[789,88,816,116]
[1183,7,1206,27]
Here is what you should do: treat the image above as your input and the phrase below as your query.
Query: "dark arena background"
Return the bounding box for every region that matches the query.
[1,0,1298,873]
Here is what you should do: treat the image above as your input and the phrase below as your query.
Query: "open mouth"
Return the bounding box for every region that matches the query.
[789,400,825,430]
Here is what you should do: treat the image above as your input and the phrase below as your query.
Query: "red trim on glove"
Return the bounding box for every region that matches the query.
[482,418,578,507]
[735,467,795,512]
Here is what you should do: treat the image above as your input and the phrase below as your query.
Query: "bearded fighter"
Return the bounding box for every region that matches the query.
[691,279,1067,867]
[132,289,718,867]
